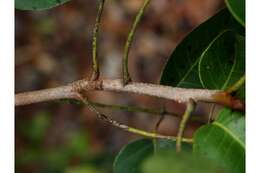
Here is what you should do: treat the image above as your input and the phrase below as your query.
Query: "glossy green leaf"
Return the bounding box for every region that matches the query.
[216,108,245,144]
[160,8,243,88]
[193,108,245,173]
[15,0,71,10]
[198,32,245,91]
[141,150,227,173]
[154,138,192,153]
[113,139,154,173]
[225,0,245,26]
[113,139,189,173]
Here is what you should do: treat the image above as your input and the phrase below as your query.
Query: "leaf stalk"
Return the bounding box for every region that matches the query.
[122,0,152,85]
[91,0,105,81]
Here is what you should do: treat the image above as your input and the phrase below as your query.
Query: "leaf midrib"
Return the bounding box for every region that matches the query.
[213,121,245,149]
[225,0,245,26]
[198,29,232,89]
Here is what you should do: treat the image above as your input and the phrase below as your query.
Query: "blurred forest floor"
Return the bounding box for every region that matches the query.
[15,0,223,172]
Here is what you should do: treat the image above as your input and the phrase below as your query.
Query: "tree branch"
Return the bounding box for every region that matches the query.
[15,78,244,111]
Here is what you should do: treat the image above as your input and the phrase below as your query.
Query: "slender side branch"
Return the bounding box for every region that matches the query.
[88,101,178,117]
[153,110,166,153]
[207,104,216,123]
[15,79,244,111]
[91,0,105,81]
[176,99,196,152]
[83,98,192,143]
[74,100,202,122]
[122,0,152,85]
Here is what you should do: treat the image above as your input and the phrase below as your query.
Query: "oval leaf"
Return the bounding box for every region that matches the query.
[198,32,245,91]
[193,109,245,173]
[160,8,243,88]
[216,108,245,144]
[15,0,71,10]
[113,139,154,173]
[225,0,245,26]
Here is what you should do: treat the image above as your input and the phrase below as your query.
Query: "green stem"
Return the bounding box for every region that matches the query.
[88,101,178,117]
[153,113,165,153]
[122,0,152,85]
[127,126,192,143]
[82,98,193,143]
[207,104,216,124]
[63,100,202,122]
[226,74,245,94]
[176,99,196,152]
[91,0,105,80]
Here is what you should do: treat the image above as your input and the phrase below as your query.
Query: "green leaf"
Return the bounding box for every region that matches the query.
[225,0,245,26]
[113,139,188,173]
[154,138,192,153]
[141,150,227,173]
[113,139,154,173]
[160,8,243,88]
[15,0,71,10]
[198,32,245,91]
[193,108,245,173]
[216,108,245,144]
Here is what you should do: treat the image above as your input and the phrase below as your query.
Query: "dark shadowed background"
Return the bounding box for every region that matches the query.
[15,0,223,172]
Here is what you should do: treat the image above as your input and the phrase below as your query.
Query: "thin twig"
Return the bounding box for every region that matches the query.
[176,99,196,152]
[82,97,192,143]
[122,0,152,85]
[153,108,166,153]
[155,113,165,132]
[88,101,177,117]
[207,104,216,123]
[91,0,105,81]
[64,100,203,122]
